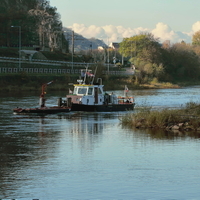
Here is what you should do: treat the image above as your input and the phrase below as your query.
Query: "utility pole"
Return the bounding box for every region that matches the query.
[72,30,74,70]
[107,38,109,73]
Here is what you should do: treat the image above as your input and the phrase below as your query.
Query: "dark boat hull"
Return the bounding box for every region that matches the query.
[13,107,70,114]
[71,103,135,112]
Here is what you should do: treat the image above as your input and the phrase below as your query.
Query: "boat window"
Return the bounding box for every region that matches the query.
[77,87,87,95]
[73,88,77,94]
[88,88,93,95]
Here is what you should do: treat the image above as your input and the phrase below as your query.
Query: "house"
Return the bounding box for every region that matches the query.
[109,42,119,50]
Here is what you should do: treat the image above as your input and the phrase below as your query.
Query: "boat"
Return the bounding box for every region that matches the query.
[13,81,71,114]
[13,106,70,114]
[66,68,135,112]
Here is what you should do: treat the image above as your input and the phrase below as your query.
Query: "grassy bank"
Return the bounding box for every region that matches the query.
[0,73,77,93]
[1,71,197,93]
[121,102,200,133]
[0,73,137,92]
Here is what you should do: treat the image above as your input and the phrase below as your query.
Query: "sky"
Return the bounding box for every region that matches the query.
[49,0,200,44]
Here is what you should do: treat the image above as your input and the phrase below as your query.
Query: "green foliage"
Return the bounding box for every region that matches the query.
[119,33,162,65]
[0,0,65,51]
[162,43,200,81]
[119,32,200,85]
[192,30,200,46]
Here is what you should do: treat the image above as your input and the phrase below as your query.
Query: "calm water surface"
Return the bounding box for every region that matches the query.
[1,86,200,199]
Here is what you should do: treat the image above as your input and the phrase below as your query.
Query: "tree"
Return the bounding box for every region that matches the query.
[192,30,200,46]
[119,33,163,65]
[0,0,64,51]
[162,42,200,81]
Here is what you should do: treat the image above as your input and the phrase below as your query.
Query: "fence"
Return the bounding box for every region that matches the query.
[0,67,80,74]
[0,56,115,68]
[0,67,128,75]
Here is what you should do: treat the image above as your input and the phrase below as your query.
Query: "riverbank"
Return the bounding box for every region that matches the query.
[0,73,182,93]
[121,102,200,133]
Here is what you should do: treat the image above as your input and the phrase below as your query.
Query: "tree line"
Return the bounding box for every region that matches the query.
[0,0,68,52]
[119,32,200,84]
[1,0,200,85]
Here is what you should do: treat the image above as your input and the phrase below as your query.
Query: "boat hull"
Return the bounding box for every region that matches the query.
[13,107,70,114]
[71,103,135,112]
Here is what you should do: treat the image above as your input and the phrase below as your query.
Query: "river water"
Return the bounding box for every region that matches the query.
[1,86,200,199]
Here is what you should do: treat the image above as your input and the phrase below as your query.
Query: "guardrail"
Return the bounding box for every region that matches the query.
[0,56,115,68]
[0,67,80,74]
[0,67,129,75]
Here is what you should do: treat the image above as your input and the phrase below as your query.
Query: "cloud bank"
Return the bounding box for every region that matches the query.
[68,22,200,44]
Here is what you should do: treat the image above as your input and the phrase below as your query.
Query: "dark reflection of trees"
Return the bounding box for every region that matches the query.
[124,127,200,140]
[0,116,61,198]
[0,133,33,197]
[146,129,200,140]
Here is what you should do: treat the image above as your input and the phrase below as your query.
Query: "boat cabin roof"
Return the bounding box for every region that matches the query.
[74,84,104,87]
[73,84,104,96]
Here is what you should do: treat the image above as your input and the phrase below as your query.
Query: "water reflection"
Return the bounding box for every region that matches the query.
[1,88,200,199]
[124,126,200,140]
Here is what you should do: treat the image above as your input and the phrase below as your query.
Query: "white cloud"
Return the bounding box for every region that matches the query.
[192,21,200,33]
[152,22,179,43]
[68,22,200,44]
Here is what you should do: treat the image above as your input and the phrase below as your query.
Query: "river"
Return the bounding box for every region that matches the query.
[1,86,200,199]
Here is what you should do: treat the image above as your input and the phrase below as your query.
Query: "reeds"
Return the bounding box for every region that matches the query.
[121,102,200,132]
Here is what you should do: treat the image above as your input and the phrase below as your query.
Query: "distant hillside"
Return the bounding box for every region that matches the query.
[63,28,107,52]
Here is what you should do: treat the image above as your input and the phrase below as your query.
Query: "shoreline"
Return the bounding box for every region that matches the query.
[1,73,200,92]
[121,102,200,134]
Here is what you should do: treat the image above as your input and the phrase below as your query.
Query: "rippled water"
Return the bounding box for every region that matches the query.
[1,87,200,199]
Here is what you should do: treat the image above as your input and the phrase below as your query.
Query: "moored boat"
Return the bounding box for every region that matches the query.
[13,106,70,114]
[66,68,135,112]
[13,81,71,114]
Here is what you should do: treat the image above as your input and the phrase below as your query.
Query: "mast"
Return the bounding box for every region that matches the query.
[91,66,97,84]
[83,66,88,84]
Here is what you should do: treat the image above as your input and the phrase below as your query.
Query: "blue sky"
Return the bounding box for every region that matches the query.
[50,0,200,43]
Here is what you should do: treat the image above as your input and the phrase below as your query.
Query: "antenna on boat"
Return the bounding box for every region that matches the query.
[124,85,129,97]
[83,65,88,84]
[91,66,97,85]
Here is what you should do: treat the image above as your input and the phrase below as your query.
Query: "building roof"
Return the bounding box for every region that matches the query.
[109,42,119,49]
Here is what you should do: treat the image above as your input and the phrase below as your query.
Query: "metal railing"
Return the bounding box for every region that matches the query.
[0,67,128,75]
[0,56,115,68]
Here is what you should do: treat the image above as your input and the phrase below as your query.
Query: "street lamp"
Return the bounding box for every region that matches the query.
[107,37,110,73]
[11,26,21,69]
[72,30,74,70]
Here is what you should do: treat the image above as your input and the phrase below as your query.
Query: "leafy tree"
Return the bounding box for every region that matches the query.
[119,33,163,65]
[0,0,65,51]
[119,33,200,84]
[192,30,200,46]
[162,42,200,81]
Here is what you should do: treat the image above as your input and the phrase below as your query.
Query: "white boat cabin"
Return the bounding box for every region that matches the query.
[66,69,134,107]
[67,83,118,106]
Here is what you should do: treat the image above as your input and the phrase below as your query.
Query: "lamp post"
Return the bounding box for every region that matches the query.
[72,30,74,70]
[11,26,21,69]
[107,37,110,74]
